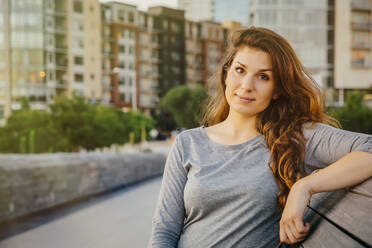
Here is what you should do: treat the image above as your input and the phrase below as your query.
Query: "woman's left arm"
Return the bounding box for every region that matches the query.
[280,150,372,244]
[279,123,372,245]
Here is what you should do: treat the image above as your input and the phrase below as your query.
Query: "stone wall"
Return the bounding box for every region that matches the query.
[0,153,166,223]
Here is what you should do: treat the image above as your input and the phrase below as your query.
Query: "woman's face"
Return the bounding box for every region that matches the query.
[224,46,277,118]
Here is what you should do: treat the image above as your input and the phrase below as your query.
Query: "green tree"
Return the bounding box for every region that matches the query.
[329,91,372,134]
[122,110,156,143]
[50,95,94,151]
[85,106,129,149]
[160,85,208,129]
[0,95,157,153]
[0,100,67,153]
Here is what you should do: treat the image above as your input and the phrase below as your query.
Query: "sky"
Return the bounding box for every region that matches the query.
[99,0,178,11]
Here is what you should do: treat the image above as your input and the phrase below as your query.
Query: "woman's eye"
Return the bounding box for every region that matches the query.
[235,67,244,73]
[259,74,269,80]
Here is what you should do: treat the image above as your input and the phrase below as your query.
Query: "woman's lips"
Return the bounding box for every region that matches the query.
[236,94,255,102]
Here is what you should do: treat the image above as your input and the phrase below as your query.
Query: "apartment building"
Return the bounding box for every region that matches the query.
[138,11,161,115]
[250,0,335,102]
[334,0,372,103]
[0,0,11,122]
[212,0,250,26]
[0,0,102,124]
[178,0,213,22]
[101,2,139,111]
[147,7,186,98]
[0,1,232,123]
[185,20,203,87]
[178,0,250,26]
[67,0,102,101]
[199,21,225,91]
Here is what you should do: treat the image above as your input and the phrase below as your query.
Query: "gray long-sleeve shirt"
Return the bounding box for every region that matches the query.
[148,123,372,248]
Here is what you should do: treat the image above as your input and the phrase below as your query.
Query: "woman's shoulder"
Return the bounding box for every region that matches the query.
[302,122,339,136]
[174,126,204,144]
[302,121,372,142]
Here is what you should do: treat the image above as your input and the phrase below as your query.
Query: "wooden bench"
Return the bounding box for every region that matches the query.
[299,178,372,248]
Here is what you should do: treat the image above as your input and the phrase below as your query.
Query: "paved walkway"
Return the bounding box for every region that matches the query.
[0,177,163,248]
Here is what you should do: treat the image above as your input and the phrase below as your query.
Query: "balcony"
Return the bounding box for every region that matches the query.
[45,8,67,17]
[351,59,372,68]
[351,22,372,30]
[351,41,372,50]
[55,79,67,89]
[54,26,67,35]
[351,0,372,11]
[103,82,112,90]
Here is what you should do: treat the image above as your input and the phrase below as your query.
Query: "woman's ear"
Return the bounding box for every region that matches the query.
[273,93,279,100]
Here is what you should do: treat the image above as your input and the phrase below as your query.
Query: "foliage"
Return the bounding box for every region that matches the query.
[0,104,67,153]
[0,95,156,153]
[159,85,208,129]
[328,91,372,134]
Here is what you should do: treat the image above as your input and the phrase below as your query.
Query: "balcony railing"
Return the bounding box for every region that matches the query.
[351,0,372,10]
[351,41,372,49]
[55,79,67,89]
[351,22,372,30]
[351,59,372,67]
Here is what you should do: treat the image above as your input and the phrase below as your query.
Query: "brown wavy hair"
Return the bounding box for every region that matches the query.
[200,27,339,211]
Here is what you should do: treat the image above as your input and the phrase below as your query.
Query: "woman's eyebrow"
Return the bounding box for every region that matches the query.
[236,61,272,72]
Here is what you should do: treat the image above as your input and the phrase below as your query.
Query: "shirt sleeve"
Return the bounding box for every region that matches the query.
[303,123,372,169]
[148,134,188,248]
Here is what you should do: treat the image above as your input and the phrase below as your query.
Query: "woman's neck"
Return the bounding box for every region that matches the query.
[220,111,259,139]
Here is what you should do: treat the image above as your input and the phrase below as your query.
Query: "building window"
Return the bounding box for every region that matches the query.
[118,10,125,21]
[74,56,84,65]
[75,39,84,49]
[129,12,134,23]
[151,49,157,58]
[73,1,83,13]
[47,36,54,46]
[47,53,54,63]
[163,20,168,30]
[47,71,53,81]
[151,34,157,42]
[74,73,84,82]
[129,77,132,86]
[119,77,125,85]
[119,45,125,53]
[120,93,126,102]
[129,46,133,54]
[119,60,125,68]
[172,22,180,33]
[90,5,94,13]
[78,22,84,31]
[90,74,95,80]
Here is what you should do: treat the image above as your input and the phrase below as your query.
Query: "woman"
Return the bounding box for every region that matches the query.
[148,27,372,247]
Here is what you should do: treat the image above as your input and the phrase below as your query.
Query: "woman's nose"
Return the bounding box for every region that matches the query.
[240,75,254,91]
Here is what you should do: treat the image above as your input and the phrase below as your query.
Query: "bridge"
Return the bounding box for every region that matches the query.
[0,176,162,248]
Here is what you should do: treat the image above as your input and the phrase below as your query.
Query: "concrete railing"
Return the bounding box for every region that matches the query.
[0,153,166,223]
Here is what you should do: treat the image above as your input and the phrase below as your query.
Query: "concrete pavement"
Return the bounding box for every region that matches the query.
[0,176,163,248]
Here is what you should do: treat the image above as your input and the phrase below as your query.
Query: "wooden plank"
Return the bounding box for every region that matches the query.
[347,178,372,198]
[302,211,364,248]
[304,178,372,246]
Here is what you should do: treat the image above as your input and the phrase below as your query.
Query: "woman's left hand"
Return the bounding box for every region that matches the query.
[279,180,312,244]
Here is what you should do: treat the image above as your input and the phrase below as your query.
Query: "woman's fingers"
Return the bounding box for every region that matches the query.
[279,222,289,243]
[294,219,310,235]
[281,219,310,244]
[284,223,298,244]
